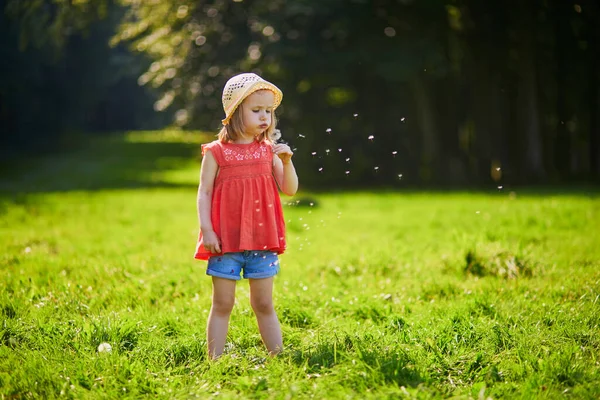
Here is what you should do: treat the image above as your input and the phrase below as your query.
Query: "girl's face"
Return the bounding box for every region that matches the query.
[241,90,275,138]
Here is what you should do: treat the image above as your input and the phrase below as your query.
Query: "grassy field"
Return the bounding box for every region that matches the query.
[1,131,599,399]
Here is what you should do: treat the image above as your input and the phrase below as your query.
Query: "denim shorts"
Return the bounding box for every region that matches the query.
[206,251,280,281]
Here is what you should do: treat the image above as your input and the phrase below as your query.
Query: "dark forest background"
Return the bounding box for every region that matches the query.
[2,0,599,188]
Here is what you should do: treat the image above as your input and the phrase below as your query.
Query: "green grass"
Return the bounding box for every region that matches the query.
[1,131,599,399]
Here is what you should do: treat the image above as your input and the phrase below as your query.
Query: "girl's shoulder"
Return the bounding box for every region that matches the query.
[201,139,225,157]
[201,140,226,165]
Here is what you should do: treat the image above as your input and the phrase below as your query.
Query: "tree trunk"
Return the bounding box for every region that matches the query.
[470,62,507,184]
[586,0,600,178]
[411,74,439,183]
[553,0,570,179]
[462,0,509,185]
[590,32,600,177]
[515,6,545,180]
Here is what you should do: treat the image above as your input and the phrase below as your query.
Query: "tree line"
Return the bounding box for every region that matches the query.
[2,0,599,187]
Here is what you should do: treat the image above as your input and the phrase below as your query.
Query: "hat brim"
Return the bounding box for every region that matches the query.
[222,81,283,125]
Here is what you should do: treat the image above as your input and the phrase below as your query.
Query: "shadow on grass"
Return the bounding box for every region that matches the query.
[3,131,597,199]
[290,335,423,389]
[306,183,600,198]
[0,131,211,195]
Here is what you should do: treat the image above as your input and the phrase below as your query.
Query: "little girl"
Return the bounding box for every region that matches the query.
[195,73,298,359]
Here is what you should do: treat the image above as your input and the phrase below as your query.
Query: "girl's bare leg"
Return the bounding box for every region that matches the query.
[249,277,282,355]
[206,277,237,359]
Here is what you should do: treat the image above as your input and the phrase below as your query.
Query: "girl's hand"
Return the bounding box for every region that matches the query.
[202,230,221,253]
[273,143,293,165]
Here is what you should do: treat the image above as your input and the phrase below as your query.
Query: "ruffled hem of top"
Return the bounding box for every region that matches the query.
[194,245,286,261]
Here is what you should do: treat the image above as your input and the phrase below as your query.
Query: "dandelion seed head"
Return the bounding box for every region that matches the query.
[97,343,112,353]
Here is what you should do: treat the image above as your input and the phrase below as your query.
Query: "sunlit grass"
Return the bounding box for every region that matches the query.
[1,131,599,399]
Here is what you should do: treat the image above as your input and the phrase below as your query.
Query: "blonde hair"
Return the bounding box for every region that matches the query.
[217,95,280,144]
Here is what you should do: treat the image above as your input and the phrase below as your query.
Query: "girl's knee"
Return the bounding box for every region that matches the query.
[250,297,274,315]
[212,296,235,315]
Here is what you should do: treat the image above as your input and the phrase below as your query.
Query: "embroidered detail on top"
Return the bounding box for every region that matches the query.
[222,144,269,162]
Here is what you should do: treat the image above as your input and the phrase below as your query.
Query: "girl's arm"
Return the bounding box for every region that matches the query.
[272,143,298,196]
[197,150,221,253]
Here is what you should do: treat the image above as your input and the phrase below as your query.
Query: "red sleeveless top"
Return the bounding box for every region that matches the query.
[194,139,287,260]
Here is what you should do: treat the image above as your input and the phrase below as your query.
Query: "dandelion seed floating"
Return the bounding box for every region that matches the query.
[326,128,332,133]
[325,149,330,155]
[318,167,323,172]
[353,113,358,118]
[338,148,342,152]
[345,171,350,175]
[298,134,306,138]
[498,185,503,190]
[398,174,403,179]
[346,158,350,162]
[374,166,379,171]
[311,152,317,156]
[401,117,406,122]
[368,135,375,141]
[392,151,397,156]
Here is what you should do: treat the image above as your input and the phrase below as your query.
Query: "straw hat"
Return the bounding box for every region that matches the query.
[221,73,283,125]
